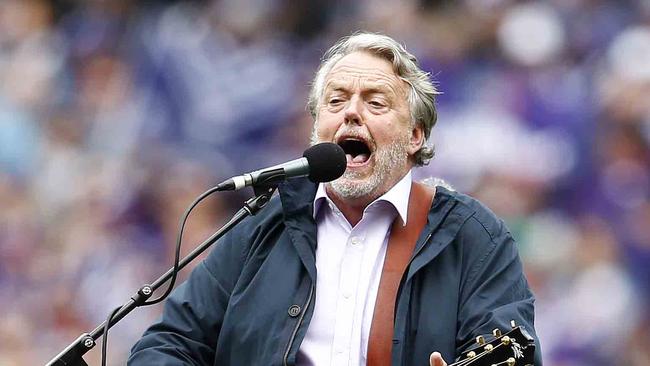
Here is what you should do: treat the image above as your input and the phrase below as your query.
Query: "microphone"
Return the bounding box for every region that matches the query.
[216,143,346,191]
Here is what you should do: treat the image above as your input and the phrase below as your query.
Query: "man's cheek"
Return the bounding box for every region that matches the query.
[316,126,337,142]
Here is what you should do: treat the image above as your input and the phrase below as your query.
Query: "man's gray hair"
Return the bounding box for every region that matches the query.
[307,32,440,166]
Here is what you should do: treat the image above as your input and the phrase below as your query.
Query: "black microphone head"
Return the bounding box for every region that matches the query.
[303,143,347,183]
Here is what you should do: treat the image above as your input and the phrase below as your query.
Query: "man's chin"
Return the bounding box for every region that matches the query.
[333,170,372,187]
[328,175,380,201]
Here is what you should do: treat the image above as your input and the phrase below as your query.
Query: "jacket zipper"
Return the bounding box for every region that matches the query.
[283,283,315,366]
[408,230,433,269]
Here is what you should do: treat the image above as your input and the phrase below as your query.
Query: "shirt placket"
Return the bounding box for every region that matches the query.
[331,224,366,365]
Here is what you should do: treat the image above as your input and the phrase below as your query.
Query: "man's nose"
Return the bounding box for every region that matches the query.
[344,96,363,125]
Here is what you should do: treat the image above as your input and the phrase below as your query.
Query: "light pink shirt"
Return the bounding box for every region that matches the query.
[296,172,412,366]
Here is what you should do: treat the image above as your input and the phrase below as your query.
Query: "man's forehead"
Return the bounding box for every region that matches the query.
[323,53,406,93]
[325,76,398,91]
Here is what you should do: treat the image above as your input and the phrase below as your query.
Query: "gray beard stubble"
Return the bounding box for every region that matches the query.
[310,124,410,200]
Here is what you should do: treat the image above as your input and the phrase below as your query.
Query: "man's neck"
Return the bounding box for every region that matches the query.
[326,191,373,227]
[325,170,412,227]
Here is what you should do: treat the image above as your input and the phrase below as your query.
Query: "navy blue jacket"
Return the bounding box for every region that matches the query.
[128,178,542,365]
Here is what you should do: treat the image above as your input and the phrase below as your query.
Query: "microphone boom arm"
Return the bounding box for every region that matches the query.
[45,186,277,366]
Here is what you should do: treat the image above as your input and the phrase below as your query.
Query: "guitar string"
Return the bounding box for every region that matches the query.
[452,342,506,366]
[491,360,516,366]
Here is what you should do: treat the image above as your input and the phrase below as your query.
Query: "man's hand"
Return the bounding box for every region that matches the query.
[429,352,448,366]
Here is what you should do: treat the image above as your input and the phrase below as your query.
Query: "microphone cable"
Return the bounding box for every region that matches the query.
[100,185,223,366]
[98,142,345,365]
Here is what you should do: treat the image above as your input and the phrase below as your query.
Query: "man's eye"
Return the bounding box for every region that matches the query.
[369,100,386,108]
[329,98,344,105]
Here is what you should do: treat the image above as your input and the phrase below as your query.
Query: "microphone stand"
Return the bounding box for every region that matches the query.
[46,185,277,366]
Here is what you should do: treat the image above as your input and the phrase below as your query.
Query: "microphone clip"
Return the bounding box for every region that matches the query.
[246,184,277,215]
[253,167,287,188]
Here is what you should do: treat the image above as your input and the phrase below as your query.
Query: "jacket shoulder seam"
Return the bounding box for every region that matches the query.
[465,215,499,285]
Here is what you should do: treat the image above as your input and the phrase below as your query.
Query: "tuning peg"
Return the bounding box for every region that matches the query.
[506,357,516,366]
[484,344,494,352]
[510,320,517,329]
[476,335,485,345]
[492,328,502,338]
[501,335,511,346]
[466,351,476,359]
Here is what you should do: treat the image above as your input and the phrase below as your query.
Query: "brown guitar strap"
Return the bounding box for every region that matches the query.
[367,182,435,366]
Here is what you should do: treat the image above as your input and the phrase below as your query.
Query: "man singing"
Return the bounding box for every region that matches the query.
[129,32,542,366]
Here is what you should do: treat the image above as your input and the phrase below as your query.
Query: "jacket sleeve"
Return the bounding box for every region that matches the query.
[127,227,247,365]
[456,214,543,365]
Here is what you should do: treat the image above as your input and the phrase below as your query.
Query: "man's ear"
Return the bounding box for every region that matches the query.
[408,123,425,156]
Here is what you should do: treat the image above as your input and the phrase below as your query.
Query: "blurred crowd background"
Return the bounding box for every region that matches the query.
[1,0,649,365]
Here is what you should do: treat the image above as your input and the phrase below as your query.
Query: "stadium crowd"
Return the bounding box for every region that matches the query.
[0,0,649,364]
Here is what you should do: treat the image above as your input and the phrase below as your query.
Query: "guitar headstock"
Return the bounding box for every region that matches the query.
[450,320,536,366]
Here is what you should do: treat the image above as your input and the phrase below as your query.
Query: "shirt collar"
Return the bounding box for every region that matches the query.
[313,171,412,226]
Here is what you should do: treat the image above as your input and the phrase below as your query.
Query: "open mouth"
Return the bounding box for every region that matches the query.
[338,138,372,166]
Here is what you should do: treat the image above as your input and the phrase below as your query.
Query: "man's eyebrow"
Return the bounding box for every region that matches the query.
[324,81,398,95]
[323,82,348,93]
[364,85,394,95]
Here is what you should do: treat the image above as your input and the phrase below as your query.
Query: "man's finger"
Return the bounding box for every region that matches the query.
[429,351,448,366]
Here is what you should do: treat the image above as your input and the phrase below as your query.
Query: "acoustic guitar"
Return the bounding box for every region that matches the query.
[449,321,536,366]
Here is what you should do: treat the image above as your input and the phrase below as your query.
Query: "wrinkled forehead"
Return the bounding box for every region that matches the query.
[323,52,409,97]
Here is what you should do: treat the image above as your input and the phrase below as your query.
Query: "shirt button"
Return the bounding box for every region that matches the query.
[287,305,301,317]
[350,236,361,246]
[343,292,351,299]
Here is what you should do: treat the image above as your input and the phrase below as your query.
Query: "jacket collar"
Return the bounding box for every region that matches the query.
[278,177,318,217]
[406,186,475,280]
[278,177,319,280]
[312,171,412,226]
[276,179,476,282]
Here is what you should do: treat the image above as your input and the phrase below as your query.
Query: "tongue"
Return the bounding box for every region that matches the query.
[345,153,370,165]
[352,153,369,164]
